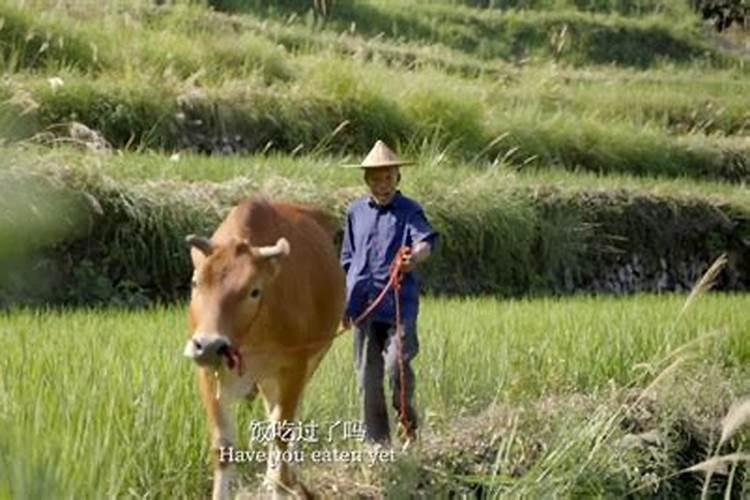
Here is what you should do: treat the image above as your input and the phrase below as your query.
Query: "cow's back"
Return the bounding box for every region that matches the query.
[212,198,345,346]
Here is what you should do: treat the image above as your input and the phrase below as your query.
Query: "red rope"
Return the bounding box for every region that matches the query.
[227,347,243,376]
[391,255,412,437]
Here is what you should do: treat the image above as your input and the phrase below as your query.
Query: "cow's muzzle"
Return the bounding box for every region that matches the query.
[183,334,232,367]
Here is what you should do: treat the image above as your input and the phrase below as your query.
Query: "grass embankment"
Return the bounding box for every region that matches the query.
[1,2,749,182]
[1,294,749,497]
[0,148,747,306]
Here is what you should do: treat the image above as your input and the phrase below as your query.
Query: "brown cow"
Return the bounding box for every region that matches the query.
[184,198,346,499]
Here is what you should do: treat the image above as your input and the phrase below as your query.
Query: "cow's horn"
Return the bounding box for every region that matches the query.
[255,237,290,259]
[186,234,214,255]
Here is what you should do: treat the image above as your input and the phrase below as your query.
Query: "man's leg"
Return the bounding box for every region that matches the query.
[384,318,419,438]
[354,320,391,443]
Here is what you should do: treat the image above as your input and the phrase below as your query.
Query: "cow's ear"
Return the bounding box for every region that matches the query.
[266,258,282,281]
[235,239,251,256]
[186,235,214,256]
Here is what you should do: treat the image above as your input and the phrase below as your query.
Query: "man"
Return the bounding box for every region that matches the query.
[340,140,439,445]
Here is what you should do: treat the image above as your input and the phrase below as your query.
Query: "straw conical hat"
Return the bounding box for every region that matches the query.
[346,140,415,168]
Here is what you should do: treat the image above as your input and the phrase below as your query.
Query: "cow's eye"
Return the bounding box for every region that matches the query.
[191,279,198,289]
[249,288,261,299]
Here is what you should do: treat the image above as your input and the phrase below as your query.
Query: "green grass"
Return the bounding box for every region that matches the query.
[0,3,104,73]
[418,0,693,15]
[216,0,713,67]
[1,146,746,306]
[22,144,748,204]
[9,145,747,215]
[1,293,749,497]
[1,1,748,183]
[1,0,749,496]
[2,64,749,182]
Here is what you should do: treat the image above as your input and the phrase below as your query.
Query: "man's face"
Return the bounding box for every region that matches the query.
[364,166,399,205]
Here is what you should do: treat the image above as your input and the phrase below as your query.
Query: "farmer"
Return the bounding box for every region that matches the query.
[340,140,439,445]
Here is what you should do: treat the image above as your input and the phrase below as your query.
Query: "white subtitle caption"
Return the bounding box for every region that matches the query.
[217,420,396,465]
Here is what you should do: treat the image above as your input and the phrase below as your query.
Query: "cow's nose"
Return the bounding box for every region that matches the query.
[184,334,231,366]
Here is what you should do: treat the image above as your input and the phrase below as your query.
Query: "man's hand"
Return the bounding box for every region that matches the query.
[400,247,416,273]
[400,241,431,273]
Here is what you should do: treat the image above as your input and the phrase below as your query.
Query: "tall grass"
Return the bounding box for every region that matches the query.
[0,167,86,259]
[0,4,105,73]
[2,145,748,305]
[491,64,750,136]
[1,1,748,181]
[1,147,745,306]
[2,63,749,182]
[0,294,748,497]
[227,0,711,68]
[382,0,695,17]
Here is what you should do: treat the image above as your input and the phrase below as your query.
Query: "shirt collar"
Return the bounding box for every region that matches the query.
[368,190,401,209]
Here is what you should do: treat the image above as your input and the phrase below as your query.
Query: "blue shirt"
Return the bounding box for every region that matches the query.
[340,191,439,324]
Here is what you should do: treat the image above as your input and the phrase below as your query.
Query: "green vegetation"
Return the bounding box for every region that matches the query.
[1,0,750,497]
[0,147,746,306]
[0,4,104,72]
[1,1,749,181]
[1,294,749,497]
[0,0,745,308]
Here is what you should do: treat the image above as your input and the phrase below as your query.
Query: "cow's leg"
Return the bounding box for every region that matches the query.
[198,369,238,500]
[258,354,321,499]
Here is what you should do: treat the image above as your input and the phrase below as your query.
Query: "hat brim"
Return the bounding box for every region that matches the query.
[342,160,416,168]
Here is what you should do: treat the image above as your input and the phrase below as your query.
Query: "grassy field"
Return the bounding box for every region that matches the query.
[1,1,749,182]
[1,293,750,498]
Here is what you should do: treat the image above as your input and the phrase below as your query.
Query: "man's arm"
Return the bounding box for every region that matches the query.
[400,240,431,272]
[401,208,439,273]
[412,240,432,262]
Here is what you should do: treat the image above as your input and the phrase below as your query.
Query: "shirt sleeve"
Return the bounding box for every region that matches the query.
[340,211,355,273]
[407,208,439,250]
